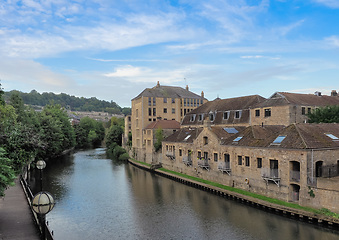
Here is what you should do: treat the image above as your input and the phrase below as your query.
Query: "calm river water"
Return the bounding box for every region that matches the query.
[30,148,339,240]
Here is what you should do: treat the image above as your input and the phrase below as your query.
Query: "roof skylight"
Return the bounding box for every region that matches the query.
[272,136,286,144]
[184,135,191,141]
[325,133,339,141]
[224,127,238,134]
[233,136,243,142]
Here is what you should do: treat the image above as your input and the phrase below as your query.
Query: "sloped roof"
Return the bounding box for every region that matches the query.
[145,120,180,130]
[260,92,339,107]
[164,127,203,143]
[190,95,265,113]
[182,95,265,125]
[132,84,204,100]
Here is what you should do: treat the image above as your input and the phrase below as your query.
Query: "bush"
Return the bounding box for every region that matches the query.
[119,153,129,161]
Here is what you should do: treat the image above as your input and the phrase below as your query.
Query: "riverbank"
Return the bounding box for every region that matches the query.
[128,158,339,230]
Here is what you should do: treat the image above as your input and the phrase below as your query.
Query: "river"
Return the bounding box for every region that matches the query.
[30,148,339,240]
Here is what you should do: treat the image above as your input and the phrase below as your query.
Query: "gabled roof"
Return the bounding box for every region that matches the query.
[190,95,265,113]
[145,120,180,130]
[132,84,204,100]
[182,95,265,125]
[164,127,203,143]
[259,92,339,107]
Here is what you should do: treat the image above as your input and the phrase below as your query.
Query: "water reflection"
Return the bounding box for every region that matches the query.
[33,148,339,240]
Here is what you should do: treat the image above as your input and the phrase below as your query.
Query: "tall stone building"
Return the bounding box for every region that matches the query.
[130,81,207,160]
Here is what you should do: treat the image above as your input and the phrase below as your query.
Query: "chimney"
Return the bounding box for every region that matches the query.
[156,81,160,87]
[331,90,338,97]
[186,85,189,91]
[201,91,204,98]
[314,91,321,96]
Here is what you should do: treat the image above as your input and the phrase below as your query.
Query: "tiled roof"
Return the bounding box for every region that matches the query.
[145,120,181,129]
[132,84,205,100]
[164,127,203,143]
[164,123,339,150]
[182,95,265,125]
[261,92,339,107]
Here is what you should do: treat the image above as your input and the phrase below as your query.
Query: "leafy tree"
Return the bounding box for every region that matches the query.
[154,128,164,152]
[308,106,339,123]
[106,124,124,147]
[74,117,105,148]
[0,148,16,196]
[0,82,4,106]
[37,104,75,159]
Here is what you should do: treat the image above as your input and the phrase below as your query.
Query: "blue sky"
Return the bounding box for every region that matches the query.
[1,0,339,107]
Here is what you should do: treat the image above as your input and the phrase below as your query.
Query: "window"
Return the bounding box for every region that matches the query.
[272,135,286,144]
[153,97,156,106]
[136,119,139,127]
[203,136,208,145]
[224,153,230,163]
[153,118,156,121]
[164,98,167,103]
[190,114,196,122]
[148,108,152,116]
[224,127,238,134]
[191,99,193,106]
[325,133,339,141]
[184,98,187,106]
[233,136,243,142]
[153,108,156,116]
[245,156,250,166]
[264,108,271,117]
[198,114,203,121]
[209,112,215,121]
[172,98,175,103]
[179,149,182,156]
[148,97,152,106]
[172,108,175,114]
[136,109,139,117]
[255,109,260,117]
[307,108,311,114]
[238,156,242,165]
[184,135,191,141]
[235,110,242,119]
[198,151,201,158]
[201,99,203,105]
[203,152,208,160]
[270,160,279,177]
[302,107,306,115]
[164,108,167,113]
[194,99,196,106]
[223,111,230,120]
[257,158,262,168]
[184,109,187,115]
[214,153,218,162]
[149,118,152,121]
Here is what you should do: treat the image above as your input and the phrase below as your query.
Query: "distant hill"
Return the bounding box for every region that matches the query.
[4,90,131,115]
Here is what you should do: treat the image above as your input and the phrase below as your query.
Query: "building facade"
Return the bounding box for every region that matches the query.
[130,82,207,161]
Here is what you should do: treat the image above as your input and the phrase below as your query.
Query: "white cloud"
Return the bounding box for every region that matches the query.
[312,0,339,8]
[0,58,74,89]
[324,36,339,47]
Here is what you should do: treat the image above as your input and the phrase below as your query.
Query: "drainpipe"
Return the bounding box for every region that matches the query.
[311,149,314,183]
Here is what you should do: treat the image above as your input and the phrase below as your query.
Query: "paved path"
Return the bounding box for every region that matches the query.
[0,178,40,240]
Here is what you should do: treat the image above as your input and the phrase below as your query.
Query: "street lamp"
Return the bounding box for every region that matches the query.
[32,160,55,240]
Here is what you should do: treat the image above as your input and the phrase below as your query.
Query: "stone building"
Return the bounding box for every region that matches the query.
[130,81,207,161]
[162,123,339,213]
[251,91,339,126]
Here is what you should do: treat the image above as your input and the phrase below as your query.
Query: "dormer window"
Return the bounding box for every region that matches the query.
[203,136,208,145]
[209,111,215,121]
[235,110,242,119]
[223,111,230,120]
[198,114,204,121]
[190,114,196,122]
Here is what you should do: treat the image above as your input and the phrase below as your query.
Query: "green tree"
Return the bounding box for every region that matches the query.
[154,127,164,152]
[0,82,5,106]
[308,106,339,123]
[0,148,16,196]
[74,117,105,148]
[38,104,75,159]
[106,124,123,147]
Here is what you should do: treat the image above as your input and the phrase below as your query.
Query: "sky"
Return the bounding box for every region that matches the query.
[1,0,339,107]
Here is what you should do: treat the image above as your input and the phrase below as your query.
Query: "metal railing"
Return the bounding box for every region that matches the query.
[182,156,192,166]
[197,159,210,170]
[20,176,54,240]
[217,162,231,175]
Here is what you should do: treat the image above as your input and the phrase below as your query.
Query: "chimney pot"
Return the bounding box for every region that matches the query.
[331,90,337,97]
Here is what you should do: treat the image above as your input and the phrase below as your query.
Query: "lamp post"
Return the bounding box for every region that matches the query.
[32,160,55,240]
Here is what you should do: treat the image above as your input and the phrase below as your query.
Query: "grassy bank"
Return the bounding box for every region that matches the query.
[158,167,339,219]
